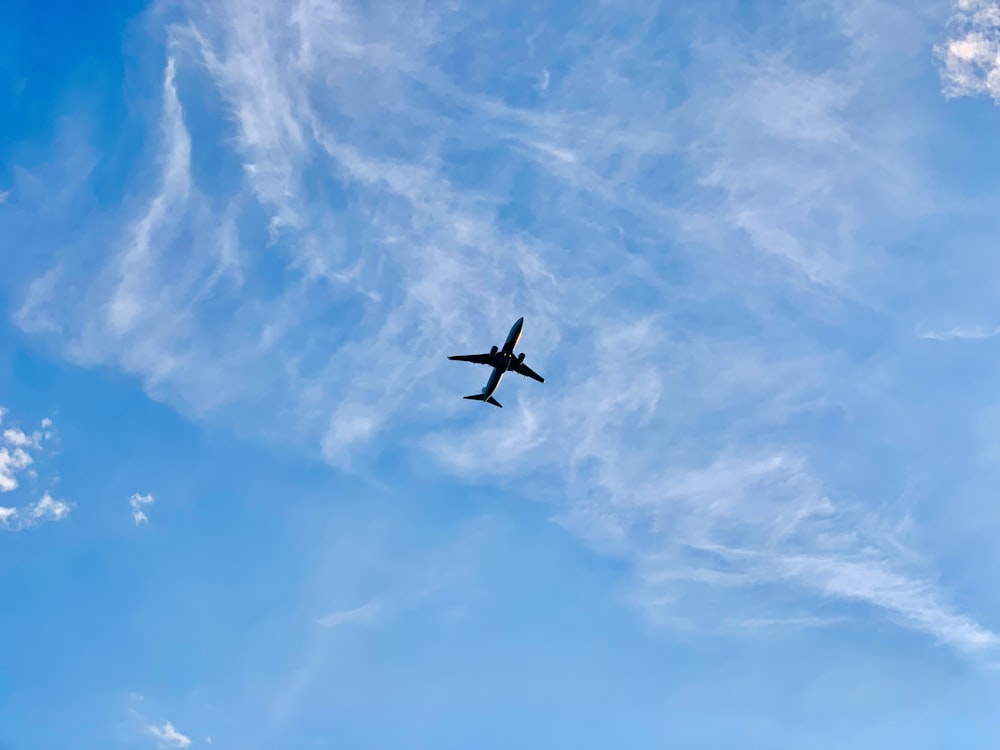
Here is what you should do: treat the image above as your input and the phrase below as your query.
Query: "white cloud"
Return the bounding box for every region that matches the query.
[0,409,65,531]
[28,493,71,523]
[15,266,67,336]
[106,57,192,338]
[918,325,1000,341]
[316,600,382,628]
[557,437,998,653]
[3,427,42,449]
[936,0,1000,101]
[0,190,9,204]
[538,67,550,93]
[3,429,31,447]
[1,493,72,531]
[9,0,998,656]
[736,615,847,631]
[0,446,33,492]
[775,552,998,650]
[129,492,155,525]
[0,413,53,491]
[147,720,192,749]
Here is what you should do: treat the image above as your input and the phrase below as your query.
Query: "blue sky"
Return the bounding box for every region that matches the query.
[3,0,1000,747]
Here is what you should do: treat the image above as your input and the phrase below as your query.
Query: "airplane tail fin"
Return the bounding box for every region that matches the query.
[463,394,502,408]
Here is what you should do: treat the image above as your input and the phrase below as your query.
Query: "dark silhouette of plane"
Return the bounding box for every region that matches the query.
[448,317,544,408]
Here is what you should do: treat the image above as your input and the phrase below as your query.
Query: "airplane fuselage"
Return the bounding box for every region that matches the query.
[480,317,524,399]
[448,316,542,408]
[502,316,523,354]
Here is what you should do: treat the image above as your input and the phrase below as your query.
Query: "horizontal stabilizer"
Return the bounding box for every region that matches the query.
[463,394,502,408]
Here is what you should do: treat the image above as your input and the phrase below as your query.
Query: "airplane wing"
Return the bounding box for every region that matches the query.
[448,353,493,365]
[513,361,545,383]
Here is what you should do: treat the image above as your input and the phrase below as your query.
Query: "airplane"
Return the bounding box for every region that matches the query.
[448,316,544,408]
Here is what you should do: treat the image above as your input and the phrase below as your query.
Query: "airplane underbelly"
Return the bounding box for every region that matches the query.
[503,319,524,352]
[485,368,504,394]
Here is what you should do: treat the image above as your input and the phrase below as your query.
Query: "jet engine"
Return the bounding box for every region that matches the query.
[490,345,498,356]
[518,352,526,363]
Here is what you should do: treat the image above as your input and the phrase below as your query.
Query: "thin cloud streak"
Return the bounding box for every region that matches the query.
[919,325,1000,341]
[316,600,382,628]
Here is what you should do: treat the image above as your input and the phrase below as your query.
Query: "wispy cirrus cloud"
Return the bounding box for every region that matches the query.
[10,0,999,655]
[919,324,1000,340]
[316,600,382,628]
[917,326,1000,341]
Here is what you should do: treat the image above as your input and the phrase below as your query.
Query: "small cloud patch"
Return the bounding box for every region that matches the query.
[936,1,1000,101]
[29,493,71,522]
[147,720,192,748]
[129,492,155,525]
